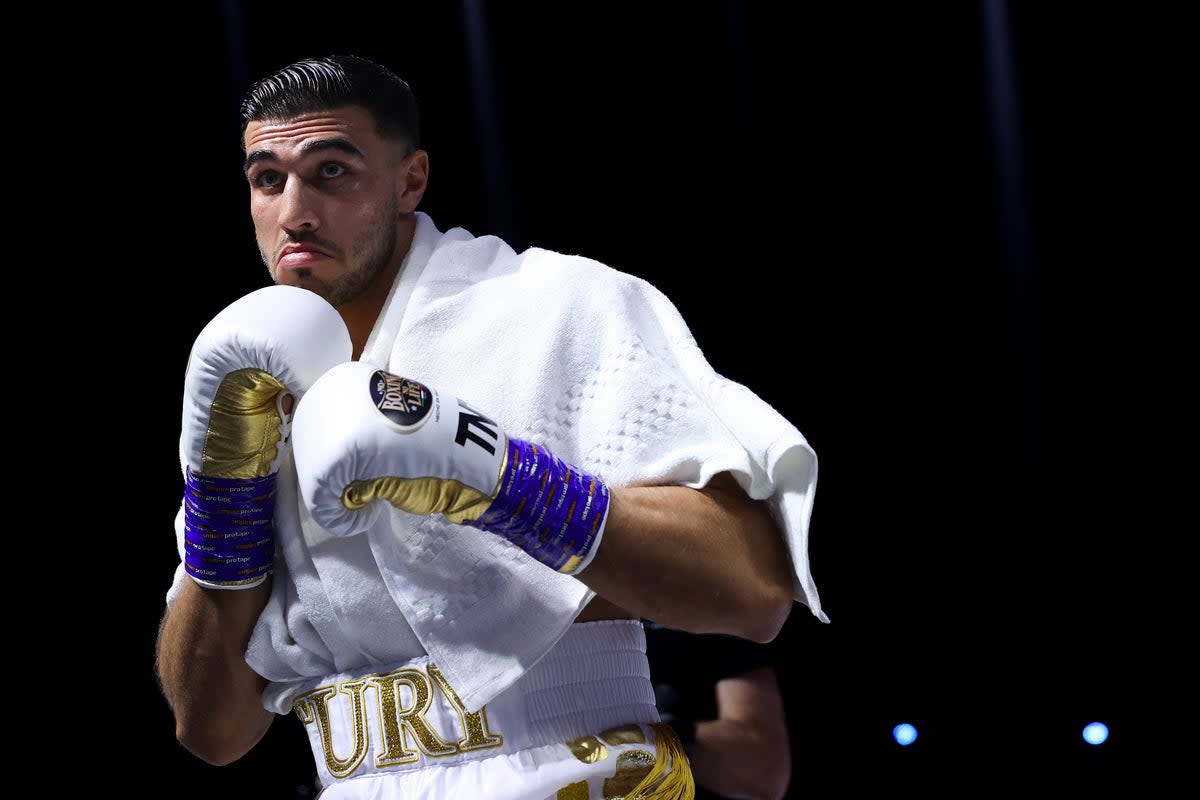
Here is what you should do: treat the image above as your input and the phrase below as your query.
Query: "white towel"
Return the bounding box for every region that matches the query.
[170,211,824,715]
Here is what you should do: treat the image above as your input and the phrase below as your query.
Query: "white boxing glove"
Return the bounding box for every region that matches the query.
[292,361,610,575]
[179,285,352,589]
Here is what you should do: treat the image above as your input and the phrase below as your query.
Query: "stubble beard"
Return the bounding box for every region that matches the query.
[261,196,399,307]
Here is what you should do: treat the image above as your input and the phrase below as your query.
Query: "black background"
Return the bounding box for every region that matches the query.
[83,1,1185,796]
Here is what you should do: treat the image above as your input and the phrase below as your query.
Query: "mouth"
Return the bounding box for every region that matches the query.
[277,244,331,269]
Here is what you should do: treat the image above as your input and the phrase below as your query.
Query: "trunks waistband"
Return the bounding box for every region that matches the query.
[291,620,660,785]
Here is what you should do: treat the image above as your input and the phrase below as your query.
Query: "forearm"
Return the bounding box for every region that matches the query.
[578,475,794,641]
[155,578,275,765]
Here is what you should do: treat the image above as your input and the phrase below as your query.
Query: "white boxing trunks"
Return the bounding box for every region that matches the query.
[290,619,695,799]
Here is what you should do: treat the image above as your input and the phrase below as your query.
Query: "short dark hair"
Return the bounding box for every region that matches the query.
[240,54,420,151]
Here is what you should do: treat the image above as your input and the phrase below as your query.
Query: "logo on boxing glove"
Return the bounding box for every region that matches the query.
[371,370,433,431]
[369,369,501,459]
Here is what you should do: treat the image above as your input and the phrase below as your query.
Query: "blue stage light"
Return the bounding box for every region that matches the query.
[893,723,918,746]
[1082,722,1109,745]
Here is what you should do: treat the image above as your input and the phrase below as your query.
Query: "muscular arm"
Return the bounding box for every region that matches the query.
[155,578,275,766]
[689,666,792,800]
[578,472,795,642]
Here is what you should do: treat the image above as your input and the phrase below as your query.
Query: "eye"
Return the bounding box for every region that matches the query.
[319,162,347,179]
[252,171,282,189]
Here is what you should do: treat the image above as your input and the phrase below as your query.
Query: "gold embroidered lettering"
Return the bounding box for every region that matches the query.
[599,724,647,746]
[556,781,591,800]
[566,734,608,764]
[603,750,656,798]
[427,663,504,752]
[367,668,457,767]
[294,681,370,779]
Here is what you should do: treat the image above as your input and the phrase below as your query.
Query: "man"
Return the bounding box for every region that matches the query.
[156,53,825,799]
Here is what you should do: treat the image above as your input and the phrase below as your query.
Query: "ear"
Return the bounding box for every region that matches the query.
[396,150,430,214]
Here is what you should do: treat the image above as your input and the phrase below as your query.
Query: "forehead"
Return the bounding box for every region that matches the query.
[243,105,382,157]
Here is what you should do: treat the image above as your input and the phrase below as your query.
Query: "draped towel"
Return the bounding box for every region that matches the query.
[168,211,825,715]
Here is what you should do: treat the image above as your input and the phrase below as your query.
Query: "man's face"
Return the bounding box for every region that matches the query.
[243,105,404,306]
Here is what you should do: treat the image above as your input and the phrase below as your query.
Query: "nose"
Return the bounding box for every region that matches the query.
[278,176,319,232]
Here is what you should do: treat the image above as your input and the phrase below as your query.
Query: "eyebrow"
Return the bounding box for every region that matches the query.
[243,138,366,174]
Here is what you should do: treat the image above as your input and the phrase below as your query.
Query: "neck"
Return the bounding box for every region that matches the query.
[338,215,417,360]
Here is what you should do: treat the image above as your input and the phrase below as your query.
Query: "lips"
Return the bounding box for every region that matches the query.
[278,245,330,269]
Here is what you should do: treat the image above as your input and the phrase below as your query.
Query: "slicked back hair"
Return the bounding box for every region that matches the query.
[240,54,420,152]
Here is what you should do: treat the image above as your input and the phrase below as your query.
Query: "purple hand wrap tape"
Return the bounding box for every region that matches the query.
[473,437,609,573]
[183,468,277,586]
